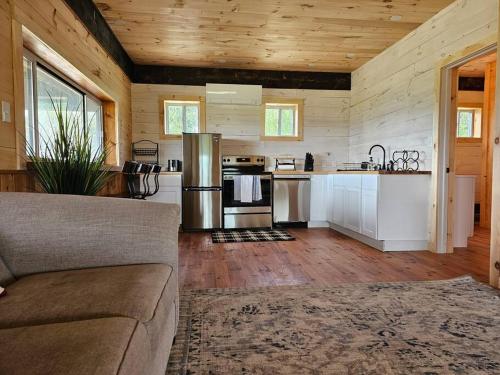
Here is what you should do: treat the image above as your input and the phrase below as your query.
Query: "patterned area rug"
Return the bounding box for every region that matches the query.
[211,229,294,243]
[167,277,500,374]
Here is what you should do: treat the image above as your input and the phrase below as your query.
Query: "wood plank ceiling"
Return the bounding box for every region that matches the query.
[459,52,497,78]
[94,0,455,72]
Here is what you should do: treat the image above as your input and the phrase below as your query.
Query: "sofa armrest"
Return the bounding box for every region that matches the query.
[0,193,180,278]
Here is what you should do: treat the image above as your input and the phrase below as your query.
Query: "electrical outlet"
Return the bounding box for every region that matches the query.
[1,101,11,123]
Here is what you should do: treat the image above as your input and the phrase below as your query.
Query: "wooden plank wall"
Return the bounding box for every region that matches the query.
[0,1,17,168]
[489,1,500,287]
[0,0,132,170]
[481,61,497,229]
[132,84,350,168]
[349,0,498,170]
[0,170,127,196]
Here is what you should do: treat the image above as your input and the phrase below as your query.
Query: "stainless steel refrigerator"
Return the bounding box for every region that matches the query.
[182,133,222,230]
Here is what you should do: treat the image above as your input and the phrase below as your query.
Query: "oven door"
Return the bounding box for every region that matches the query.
[223,174,272,211]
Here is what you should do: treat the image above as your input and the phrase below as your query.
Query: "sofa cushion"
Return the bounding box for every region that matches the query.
[0,193,179,279]
[0,264,175,329]
[0,317,150,375]
[0,255,14,286]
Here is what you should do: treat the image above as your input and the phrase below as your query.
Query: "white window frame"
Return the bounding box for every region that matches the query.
[456,106,482,139]
[260,97,304,141]
[159,95,206,139]
[265,104,298,137]
[23,49,104,156]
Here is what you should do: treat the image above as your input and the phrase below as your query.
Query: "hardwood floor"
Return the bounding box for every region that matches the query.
[179,227,490,290]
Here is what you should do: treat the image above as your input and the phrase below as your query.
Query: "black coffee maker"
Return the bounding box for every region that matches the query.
[167,160,182,172]
[304,153,314,171]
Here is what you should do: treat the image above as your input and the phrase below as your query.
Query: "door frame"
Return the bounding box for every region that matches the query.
[435,43,497,254]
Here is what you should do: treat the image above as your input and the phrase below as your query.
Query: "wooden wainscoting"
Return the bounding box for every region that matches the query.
[0,170,34,192]
[0,170,127,197]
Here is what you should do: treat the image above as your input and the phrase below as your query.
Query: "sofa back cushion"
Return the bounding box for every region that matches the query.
[0,193,180,278]
[0,257,14,286]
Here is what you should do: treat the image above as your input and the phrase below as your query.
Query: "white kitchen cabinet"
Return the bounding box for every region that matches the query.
[343,175,362,232]
[147,188,181,205]
[309,175,330,224]
[142,174,182,221]
[361,175,378,239]
[361,189,378,238]
[329,173,431,251]
[343,192,361,232]
[327,175,335,223]
[331,175,345,226]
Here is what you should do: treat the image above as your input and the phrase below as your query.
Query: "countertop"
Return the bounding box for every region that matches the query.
[108,166,182,175]
[159,171,182,176]
[109,167,430,176]
[270,170,432,175]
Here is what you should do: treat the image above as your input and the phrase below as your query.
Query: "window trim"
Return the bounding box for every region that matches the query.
[456,103,482,142]
[159,95,206,140]
[260,97,304,141]
[23,49,104,156]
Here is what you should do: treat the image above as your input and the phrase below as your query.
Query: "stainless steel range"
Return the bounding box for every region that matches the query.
[222,155,272,229]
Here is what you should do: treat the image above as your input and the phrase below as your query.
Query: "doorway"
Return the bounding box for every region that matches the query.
[437,46,497,284]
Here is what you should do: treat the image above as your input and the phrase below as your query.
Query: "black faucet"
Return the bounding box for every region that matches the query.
[368,144,386,170]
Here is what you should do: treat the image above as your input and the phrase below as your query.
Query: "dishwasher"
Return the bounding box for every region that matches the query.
[273,175,311,226]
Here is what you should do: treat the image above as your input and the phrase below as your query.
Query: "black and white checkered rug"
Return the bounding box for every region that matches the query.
[212,229,295,243]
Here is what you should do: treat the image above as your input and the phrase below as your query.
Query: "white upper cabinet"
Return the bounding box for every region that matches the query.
[206,84,262,105]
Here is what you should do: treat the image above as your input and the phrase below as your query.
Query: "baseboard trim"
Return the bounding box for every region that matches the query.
[308,221,330,228]
[329,223,429,252]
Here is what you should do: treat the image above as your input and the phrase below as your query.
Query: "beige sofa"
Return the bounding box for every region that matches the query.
[0,193,180,375]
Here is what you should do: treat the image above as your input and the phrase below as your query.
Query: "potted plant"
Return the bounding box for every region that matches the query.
[26,96,111,195]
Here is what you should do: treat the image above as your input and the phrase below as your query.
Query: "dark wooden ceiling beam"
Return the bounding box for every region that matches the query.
[64,0,134,78]
[133,65,351,90]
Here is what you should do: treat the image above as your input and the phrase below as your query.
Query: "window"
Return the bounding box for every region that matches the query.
[457,107,482,139]
[160,96,206,139]
[23,51,104,156]
[261,97,304,141]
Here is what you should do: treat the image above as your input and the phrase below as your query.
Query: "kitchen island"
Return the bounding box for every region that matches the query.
[272,170,432,252]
